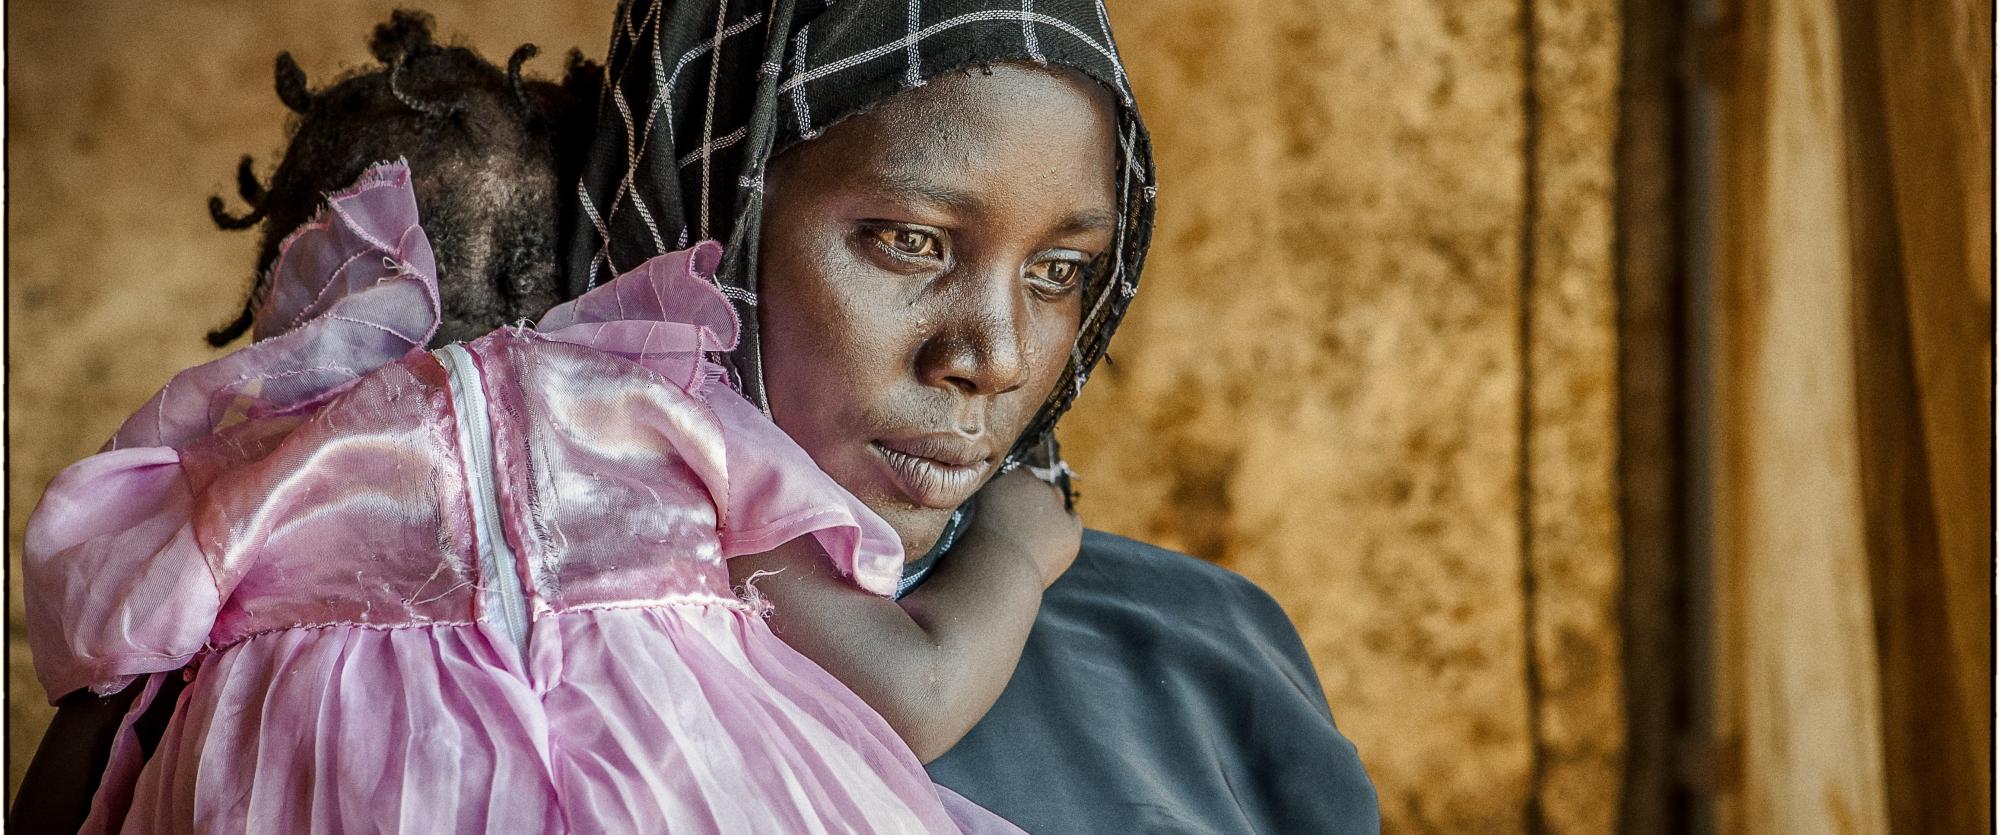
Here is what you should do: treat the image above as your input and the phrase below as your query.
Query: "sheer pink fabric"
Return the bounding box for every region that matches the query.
[110,161,442,453]
[24,163,1019,834]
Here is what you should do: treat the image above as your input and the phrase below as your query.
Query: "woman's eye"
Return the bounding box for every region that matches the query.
[872,228,942,259]
[1027,258,1086,293]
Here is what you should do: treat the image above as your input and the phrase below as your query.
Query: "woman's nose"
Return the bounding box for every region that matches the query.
[915,265,1030,396]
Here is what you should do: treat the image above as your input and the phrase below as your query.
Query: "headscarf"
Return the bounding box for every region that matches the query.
[563,0,1155,470]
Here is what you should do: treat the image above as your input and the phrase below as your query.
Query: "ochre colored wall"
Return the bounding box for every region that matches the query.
[6,3,1624,831]
[1060,2,1623,830]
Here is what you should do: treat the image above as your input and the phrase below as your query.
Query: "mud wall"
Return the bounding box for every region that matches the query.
[6,2,1623,831]
[1062,2,1623,830]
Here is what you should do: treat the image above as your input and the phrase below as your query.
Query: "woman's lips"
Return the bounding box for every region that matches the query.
[870,438,992,509]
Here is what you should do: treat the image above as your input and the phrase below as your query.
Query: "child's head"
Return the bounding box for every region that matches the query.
[208,10,598,347]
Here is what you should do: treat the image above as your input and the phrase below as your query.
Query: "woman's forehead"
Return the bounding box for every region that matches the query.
[785,64,1120,204]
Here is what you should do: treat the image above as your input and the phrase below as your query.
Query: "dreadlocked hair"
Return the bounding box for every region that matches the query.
[206,9,602,347]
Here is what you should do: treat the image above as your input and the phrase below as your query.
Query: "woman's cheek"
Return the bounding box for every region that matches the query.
[993,312,1076,435]
[829,265,926,360]
[1033,302,1084,381]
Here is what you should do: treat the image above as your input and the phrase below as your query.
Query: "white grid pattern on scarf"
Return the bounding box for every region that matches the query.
[585,1,1145,278]
[592,8,767,276]
[905,0,925,86]
[790,25,815,140]
[1090,0,1130,106]
[1020,0,1045,63]
[774,10,1121,95]
[679,125,750,168]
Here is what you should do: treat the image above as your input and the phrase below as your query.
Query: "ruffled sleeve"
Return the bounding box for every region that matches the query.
[705,386,905,597]
[23,448,219,700]
[535,241,738,396]
[25,161,443,701]
[110,160,439,451]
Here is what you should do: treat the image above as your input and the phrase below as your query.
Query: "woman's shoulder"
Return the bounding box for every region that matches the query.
[1060,531,1336,704]
[1065,530,1301,638]
[929,529,1379,833]
[1071,530,1260,589]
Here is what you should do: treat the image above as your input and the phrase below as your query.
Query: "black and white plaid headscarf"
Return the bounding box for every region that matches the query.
[563,0,1156,470]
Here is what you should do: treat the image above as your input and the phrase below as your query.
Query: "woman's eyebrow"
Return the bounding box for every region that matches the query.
[1057,209,1119,236]
[869,169,984,215]
[865,168,1116,236]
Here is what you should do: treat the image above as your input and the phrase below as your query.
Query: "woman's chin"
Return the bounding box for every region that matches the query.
[864,500,958,564]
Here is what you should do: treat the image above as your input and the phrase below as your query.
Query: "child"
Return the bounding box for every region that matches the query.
[24,14,1075,833]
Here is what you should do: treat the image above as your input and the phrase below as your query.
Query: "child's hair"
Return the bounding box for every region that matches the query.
[207,10,600,347]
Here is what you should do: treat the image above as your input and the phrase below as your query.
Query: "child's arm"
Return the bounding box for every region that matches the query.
[726,467,1080,763]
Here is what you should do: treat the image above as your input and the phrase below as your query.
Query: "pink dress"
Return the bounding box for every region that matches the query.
[24,163,1019,834]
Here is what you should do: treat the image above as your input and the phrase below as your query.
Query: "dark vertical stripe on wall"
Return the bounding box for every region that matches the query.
[1613,0,1691,831]
[1515,0,1546,831]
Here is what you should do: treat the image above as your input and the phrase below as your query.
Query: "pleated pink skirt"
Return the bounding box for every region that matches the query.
[112,605,1017,833]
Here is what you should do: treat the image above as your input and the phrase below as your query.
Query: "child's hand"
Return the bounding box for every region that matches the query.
[971,467,1082,588]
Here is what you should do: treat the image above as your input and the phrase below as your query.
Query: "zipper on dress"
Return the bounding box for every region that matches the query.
[435,343,532,664]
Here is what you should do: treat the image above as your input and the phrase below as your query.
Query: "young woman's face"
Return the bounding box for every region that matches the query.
[759,64,1119,557]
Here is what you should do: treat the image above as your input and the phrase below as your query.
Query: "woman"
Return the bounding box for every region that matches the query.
[16,1,1377,831]
[571,2,1376,833]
